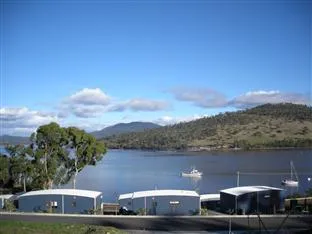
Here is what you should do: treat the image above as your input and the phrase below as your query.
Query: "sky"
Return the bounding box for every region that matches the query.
[1,0,311,136]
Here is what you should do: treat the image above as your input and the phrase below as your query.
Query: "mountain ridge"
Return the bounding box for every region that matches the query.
[1,121,161,145]
[85,121,161,139]
[102,103,312,151]
[0,135,30,145]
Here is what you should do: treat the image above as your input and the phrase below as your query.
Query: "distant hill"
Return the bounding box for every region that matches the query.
[102,103,312,151]
[0,135,30,145]
[90,121,161,139]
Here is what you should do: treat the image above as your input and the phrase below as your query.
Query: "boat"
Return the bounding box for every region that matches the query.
[281,161,299,187]
[181,167,203,177]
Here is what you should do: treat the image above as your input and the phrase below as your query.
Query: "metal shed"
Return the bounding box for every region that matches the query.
[200,194,220,210]
[118,189,200,215]
[220,186,283,215]
[18,189,102,214]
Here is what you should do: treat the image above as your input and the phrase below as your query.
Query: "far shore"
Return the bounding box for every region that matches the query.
[1,144,312,153]
[107,146,312,153]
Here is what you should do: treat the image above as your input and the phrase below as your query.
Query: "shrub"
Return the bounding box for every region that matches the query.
[200,208,208,216]
[3,200,16,212]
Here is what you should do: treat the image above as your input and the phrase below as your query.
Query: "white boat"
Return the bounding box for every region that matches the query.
[281,161,299,187]
[181,168,203,177]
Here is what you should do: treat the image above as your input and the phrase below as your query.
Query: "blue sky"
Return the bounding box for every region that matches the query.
[1,0,311,136]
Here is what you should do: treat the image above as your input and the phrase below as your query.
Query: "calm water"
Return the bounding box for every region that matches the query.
[66,149,312,202]
[1,146,311,202]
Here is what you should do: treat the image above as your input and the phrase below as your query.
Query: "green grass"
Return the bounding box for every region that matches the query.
[0,220,125,234]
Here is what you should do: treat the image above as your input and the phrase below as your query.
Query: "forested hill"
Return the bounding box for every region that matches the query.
[101,103,312,151]
[90,122,160,139]
[0,135,30,145]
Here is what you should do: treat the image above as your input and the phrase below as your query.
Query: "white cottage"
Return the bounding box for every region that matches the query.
[18,189,102,214]
[118,189,200,215]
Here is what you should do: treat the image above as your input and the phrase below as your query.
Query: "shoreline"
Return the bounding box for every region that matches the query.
[107,146,312,153]
[2,145,312,153]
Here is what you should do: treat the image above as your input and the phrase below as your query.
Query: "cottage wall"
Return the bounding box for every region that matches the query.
[131,195,200,215]
[19,194,99,214]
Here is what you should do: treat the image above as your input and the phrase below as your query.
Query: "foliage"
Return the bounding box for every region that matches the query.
[0,145,34,192]
[0,155,10,188]
[3,199,16,212]
[102,103,312,150]
[0,122,107,192]
[67,127,106,189]
[29,122,68,189]
[200,208,208,215]
[136,208,146,215]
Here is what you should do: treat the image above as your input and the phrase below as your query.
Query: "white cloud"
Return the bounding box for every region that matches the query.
[68,88,111,106]
[60,88,170,118]
[0,107,59,136]
[107,98,170,112]
[154,114,207,126]
[169,87,227,108]
[70,105,107,118]
[60,88,112,118]
[229,90,310,108]
[170,87,310,109]
[126,98,170,111]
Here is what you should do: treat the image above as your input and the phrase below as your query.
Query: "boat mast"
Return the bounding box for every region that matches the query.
[290,161,293,180]
[290,161,299,183]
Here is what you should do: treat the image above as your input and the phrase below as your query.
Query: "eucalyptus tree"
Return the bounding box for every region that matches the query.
[66,127,106,189]
[0,154,10,189]
[1,122,106,191]
[5,145,33,192]
[30,122,68,189]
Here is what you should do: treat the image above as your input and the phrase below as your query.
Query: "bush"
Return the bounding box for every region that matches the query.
[136,208,146,215]
[3,200,16,212]
[200,208,208,216]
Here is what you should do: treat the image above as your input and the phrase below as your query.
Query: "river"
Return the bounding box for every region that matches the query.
[1,146,311,202]
[63,149,312,202]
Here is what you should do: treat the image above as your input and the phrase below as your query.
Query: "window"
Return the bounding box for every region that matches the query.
[47,201,57,208]
[169,201,180,205]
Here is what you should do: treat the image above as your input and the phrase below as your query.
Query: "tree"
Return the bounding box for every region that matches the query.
[30,122,68,189]
[5,145,33,192]
[66,127,106,189]
[1,122,107,192]
[0,154,10,188]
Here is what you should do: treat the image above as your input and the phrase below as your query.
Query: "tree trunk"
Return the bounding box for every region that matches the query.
[44,150,48,175]
[23,175,26,192]
[49,179,53,189]
[73,156,78,189]
[73,170,78,189]
[44,150,50,189]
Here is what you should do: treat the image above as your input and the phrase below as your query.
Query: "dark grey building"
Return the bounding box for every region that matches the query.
[200,194,220,211]
[18,189,102,214]
[119,190,200,215]
[220,186,283,215]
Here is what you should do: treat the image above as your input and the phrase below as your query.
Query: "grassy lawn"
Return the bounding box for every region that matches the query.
[0,220,125,234]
